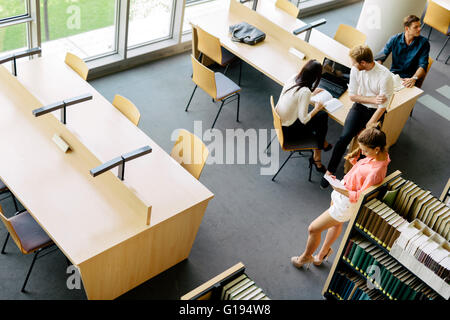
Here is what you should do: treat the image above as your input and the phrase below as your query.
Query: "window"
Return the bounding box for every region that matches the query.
[0,0,29,55]
[0,0,27,20]
[127,0,175,48]
[182,0,226,34]
[40,0,118,60]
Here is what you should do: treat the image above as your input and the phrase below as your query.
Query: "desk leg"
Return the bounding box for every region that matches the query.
[77,199,211,300]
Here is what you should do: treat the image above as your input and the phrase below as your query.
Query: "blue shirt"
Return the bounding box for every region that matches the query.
[375,33,430,78]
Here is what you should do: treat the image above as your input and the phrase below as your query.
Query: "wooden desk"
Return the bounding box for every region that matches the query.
[190,0,423,147]
[1,59,214,300]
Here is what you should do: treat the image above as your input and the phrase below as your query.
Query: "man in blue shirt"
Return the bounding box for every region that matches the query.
[375,15,430,88]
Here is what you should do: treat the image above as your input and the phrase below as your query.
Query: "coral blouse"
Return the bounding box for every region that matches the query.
[343,154,391,203]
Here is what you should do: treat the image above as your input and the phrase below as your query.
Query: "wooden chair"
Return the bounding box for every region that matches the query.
[185,55,241,129]
[170,129,209,180]
[112,94,141,126]
[423,0,450,61]
[269,96,318,182]
[334,24,367,49]
[0,205,54,292]
[275,0,300,18]
[196,26,241,85]
[64,52,89,80]
[0,179,19,212]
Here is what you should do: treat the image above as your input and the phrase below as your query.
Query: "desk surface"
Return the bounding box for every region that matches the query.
[2,59,213,266]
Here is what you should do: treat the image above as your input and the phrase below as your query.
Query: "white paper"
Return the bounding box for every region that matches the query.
[324,174,345,189]
[288,47,305,60]
[324,98,343,113]
[311,90,343,113]
[311,90,333,104]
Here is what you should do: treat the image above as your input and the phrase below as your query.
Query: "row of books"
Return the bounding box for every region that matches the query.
[394,220,449,282]
[220,273,270,300]
[328,271,383,300]
[386,176,450,240]
[343,236,439,300]
[355,198,408,250]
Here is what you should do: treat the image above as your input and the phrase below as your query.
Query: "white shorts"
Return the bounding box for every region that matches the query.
[328,190,357,223]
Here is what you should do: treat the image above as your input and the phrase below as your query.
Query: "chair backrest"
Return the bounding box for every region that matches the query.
[112,94,141,126]
[64,52,89,80]
[270,96,285,148]
[0,206,25,254]
[275,0,300,18]
[170,129,209,180]
[196,27,223,65]
[423,1,450,35]
[191,54,217,99]
[334,24,367,48]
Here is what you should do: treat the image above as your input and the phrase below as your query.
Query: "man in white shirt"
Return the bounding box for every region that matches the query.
[321,45,393,189]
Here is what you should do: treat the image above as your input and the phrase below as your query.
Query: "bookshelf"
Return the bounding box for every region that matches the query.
[181,262,270,301]
[322,170,449,300]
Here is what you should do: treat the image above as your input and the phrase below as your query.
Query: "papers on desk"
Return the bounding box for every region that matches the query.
[310,90,343,113]
[324,174,346,189]
[392,73,405,92]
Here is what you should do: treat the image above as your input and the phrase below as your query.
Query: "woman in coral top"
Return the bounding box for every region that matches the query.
[291,126,390,269]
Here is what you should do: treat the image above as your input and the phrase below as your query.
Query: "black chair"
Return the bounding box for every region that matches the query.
[268,96,318,181]
[0,206,54,292]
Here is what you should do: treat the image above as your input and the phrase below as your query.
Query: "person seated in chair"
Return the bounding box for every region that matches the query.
[276,59,332,173]
[375,15,430,88]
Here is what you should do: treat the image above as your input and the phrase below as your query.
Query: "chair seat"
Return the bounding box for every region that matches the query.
[215,73,241,100]
[10,212,52,254]
[282,126,318,151]
[0,179,8,193]
[220,47,236,66]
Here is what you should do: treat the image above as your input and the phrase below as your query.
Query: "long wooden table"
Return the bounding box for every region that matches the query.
[190,0,423,148]
[0,57,214,300]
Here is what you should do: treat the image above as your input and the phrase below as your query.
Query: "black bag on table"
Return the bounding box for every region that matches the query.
[229,22,266,45]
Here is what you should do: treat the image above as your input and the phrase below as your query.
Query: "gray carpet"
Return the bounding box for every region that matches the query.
[0,1,449,300]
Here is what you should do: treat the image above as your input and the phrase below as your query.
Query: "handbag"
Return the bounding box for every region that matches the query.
[229,22,266,45]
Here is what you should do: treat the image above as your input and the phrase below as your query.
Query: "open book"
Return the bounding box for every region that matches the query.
[324,174,346,189]
[310,90,343,113]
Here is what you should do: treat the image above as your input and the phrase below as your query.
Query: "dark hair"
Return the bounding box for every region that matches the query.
[403,15,420,28]
[345,126,387,160]
[357,127,387,151]
[284,59,322,94]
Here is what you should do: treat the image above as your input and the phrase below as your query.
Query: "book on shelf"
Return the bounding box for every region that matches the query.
[403,188,426,219]
[437,215,450,235]
[410,192,433,221]
[417,197,438,222]
[393,181,414,213]
[430,207,450,232]
[399,184,419,216]
[241,287,263,300]
[370,206,392,241]
[227,280,255,300]
[364,201,387,234]
[356,198,378,228]
[223,277,251,300]
[423,201,445,226]
[388,176,406,191]
[359,199,384,232]
[232,284,259,300]
[251,292,266,300]
[220,274,248,300]
[382,188,399,207]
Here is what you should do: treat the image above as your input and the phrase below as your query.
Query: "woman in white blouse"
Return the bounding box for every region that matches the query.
[276,59,332,172]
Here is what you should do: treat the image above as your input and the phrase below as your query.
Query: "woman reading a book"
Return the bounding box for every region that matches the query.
[291,126,390,269]
[276,59,332,173]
